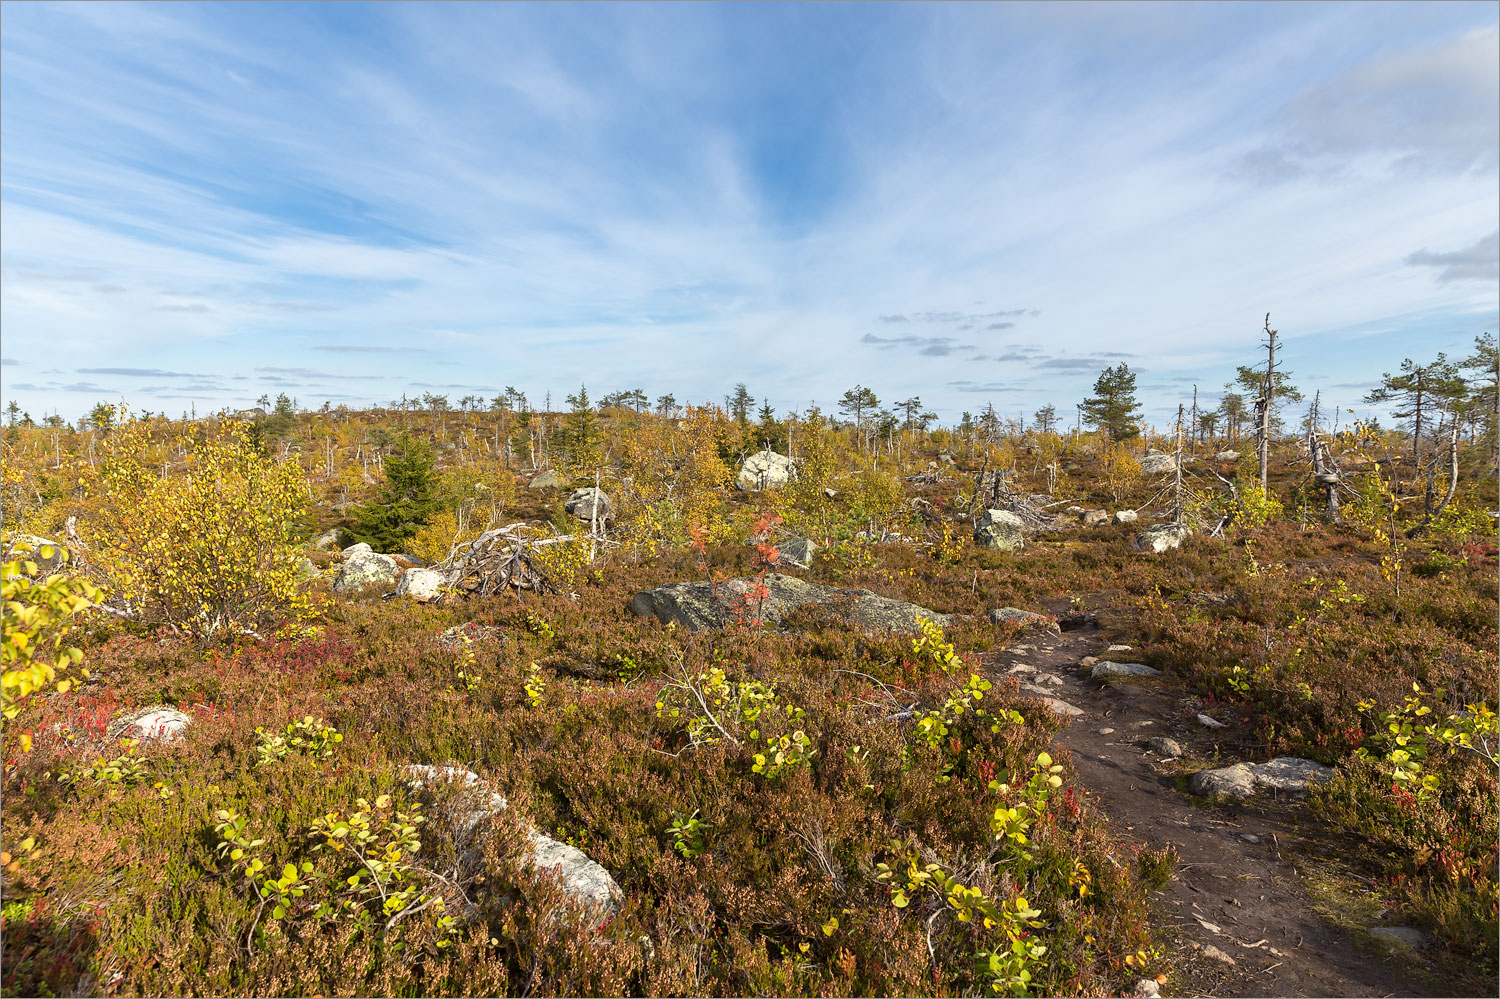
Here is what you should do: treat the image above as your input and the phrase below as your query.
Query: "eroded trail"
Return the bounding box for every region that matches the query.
[982,606,1436,999]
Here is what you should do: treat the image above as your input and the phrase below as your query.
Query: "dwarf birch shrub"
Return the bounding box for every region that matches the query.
[91,421,317,641]
[1,541,99,726]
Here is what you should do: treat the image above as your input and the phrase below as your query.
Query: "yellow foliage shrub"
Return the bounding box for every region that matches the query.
[90,421,318,641]
[1,541,100,724]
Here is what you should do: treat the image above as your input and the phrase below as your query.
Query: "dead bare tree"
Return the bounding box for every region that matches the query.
[1172,404,1185,524]
[1257,314,1278,491]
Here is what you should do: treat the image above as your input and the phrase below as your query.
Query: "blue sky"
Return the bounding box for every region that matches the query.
[2,1,1496,428]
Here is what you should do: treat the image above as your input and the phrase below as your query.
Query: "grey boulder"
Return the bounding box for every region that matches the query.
[735,449,798,491]
[776,536,816,567]
[974,508,1025,551]
[334,549,400,593]
[1190,757,1334,798]
[1092,662,1162,679]
[1113,509,1139,524]
[109,706,191,743]
[629,573,949,634]
[565,487,611,523]
[987,607,1059,633]
[1134,523,1193,553]
[396,567,447,602]
[1147,736,1183,757]
[402,765,621,925]
[1189,763,1257,798]
[1139,450,1177,475]
[528,470,565,489]
[4,535,68,576]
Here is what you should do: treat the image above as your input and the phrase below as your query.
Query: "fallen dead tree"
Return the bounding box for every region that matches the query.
[967,468,1061,532]
[435,523,582,597]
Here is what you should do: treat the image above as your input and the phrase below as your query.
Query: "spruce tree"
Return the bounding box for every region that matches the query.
[350,429,440,552]
[1080,364,1142,440]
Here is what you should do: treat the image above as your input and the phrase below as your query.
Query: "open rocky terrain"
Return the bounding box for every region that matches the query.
[2,406,1495,998]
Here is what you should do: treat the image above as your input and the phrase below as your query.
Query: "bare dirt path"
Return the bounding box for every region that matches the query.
[983,605,1439,999]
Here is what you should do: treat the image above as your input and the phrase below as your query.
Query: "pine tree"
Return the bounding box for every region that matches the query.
[1032,403,1058,435]
[350,429,440,551]
[1365,353,1468,460]
[1080,364,1142,441]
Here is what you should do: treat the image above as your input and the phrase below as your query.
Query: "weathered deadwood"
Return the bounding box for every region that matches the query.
[436,524,580,596]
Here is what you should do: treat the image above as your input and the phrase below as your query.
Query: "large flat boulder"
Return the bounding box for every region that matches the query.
[1189,757,1333,799]
[629,573,949,633]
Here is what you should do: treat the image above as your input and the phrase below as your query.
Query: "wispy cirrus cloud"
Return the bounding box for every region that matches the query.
[0,3,1494,426]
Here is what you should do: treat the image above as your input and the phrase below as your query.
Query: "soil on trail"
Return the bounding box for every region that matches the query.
[981,601,1442,999]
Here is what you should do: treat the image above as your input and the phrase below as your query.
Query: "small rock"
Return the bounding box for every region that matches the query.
[110,706,191,743]
[1240,833,1260,844]
[1197,713,1226,729]
[1147,736,1183,757]
[1368,926,1427,950]
[1132,979,1162,999]
[1131,720,1155,728]
[438,623,503,649]
[343,542,373,555]
[987,607,1059,633]
[1092,662,1162,678]
[1113,509,1139,524]
[1079,509,1109,527]
[527,470,564,489]
[1098,727,1116,735]
[1201,944,1237,965]
[1107,644,1132,652]
[1078,656,1099,668]
[1189,763,1257,798]
[1215,450,1241,462]
[1030,693,1084,717]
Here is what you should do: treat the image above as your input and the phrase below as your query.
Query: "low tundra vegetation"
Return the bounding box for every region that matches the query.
[1,393,1495,996]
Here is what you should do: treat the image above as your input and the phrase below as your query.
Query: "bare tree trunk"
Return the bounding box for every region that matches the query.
[1173,404,1185,524]
[1258,314,1277,492]
[1309,428,1341,523]
[1408,425,1460,537]
[1190,386,1198,456]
